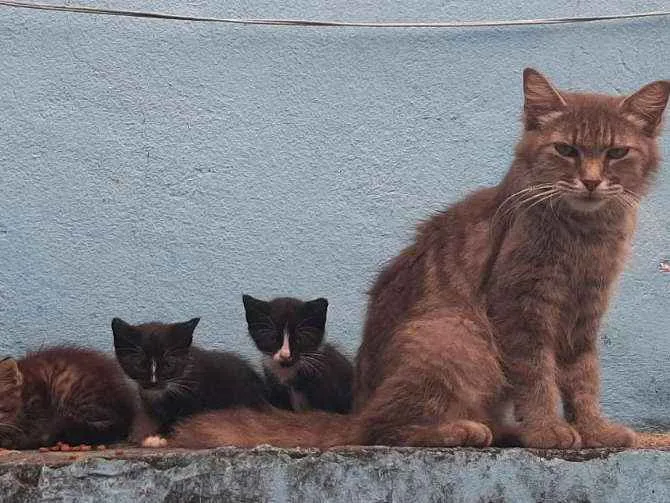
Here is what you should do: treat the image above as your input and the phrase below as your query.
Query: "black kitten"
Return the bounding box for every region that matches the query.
[242,295,353,414]
[112,317,268,442]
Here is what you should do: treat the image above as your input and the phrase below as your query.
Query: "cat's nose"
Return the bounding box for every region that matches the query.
[581,179,602,192]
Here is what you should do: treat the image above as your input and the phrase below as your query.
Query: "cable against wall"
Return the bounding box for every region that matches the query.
[0,0,669,28]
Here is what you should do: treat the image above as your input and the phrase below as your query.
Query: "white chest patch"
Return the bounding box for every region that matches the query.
[150,359,158,383]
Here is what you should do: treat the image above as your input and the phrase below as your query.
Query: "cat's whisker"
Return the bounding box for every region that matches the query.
[298,359,323,378]
[623,188,642,202]
[299,357,327,376]
[616,193,639,211]
[498,188,559,222]
[521,190,560,214]
[491,185,555,229]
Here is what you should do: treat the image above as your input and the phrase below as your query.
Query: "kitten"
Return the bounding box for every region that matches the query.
[243,295,353,414]
[0,347,134,449]
[353,69,670,448]
[112,316,268,442]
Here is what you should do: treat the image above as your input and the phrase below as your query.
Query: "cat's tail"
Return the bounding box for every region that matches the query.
[635,431,670,448]
[165,407,357,449]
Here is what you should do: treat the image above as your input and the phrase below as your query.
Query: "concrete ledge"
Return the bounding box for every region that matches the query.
[1,446,669,502]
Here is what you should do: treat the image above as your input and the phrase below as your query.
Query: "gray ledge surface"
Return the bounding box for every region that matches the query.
[0,446,669,502]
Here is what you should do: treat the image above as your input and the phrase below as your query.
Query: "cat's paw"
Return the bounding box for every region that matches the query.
[577,422,635,448]
[438,420,493,447]
[141,435,167,448]
[519,422,581,449]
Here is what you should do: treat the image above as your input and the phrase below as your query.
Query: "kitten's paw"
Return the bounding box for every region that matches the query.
[438,420,493,447]
[141,436,167,448]
[578,422,635,448]
[520,422,581,449]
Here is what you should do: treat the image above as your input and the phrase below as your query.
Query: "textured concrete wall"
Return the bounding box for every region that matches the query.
[1,447,670,502]
[0,1,668,428]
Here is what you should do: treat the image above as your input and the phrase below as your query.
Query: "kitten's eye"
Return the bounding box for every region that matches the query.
[554,143,579,157]
[606,147,629,160]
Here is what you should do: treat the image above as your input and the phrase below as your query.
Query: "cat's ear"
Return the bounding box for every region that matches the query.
[242,295,274,348]
[301,298,329,332]
[0,358,22,387]
[620,80,670,136]
[111,318,139,350]
[522,68,567,130]
[242,294,269,311]
[242,294,271,322]
[171,318,199,348]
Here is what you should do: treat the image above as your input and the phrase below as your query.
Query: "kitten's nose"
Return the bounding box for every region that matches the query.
[582,179,602,192]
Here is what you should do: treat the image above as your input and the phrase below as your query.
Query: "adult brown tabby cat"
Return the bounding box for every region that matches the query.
[353,69,670,449]
[163,69,670,449]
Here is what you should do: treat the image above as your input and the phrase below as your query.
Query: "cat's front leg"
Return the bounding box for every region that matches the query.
[507,347,582,449]
[558,347,635,448]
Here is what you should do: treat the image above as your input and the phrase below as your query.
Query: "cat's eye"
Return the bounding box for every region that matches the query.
[554,143,579,157]
[606,147,629,160]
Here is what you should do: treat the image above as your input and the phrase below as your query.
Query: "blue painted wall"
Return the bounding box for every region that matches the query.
[0,1,668,428]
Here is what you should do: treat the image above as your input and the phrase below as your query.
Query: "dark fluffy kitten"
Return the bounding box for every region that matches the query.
[243,294,353,414]
[112,317,268,442]
[0,347,134,449]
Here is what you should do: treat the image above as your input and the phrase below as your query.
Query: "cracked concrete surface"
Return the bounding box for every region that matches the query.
[0,446,669,502]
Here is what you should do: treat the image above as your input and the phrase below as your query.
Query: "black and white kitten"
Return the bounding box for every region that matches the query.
[242,295,353,414]
[112,317,268,442]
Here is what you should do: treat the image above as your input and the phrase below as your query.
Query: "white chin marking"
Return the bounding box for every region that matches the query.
[264,356,297,385]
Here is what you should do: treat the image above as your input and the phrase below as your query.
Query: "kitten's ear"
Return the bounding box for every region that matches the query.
[620,80,670,136]
[111,318,139,349]
[0,358,22,387]
[242,294,271,321]
[522,68,567,130]
[301,298,329,331]
[171,318,199,348]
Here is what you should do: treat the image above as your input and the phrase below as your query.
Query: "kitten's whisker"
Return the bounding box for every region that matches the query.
[298,359,324,377]
[299,356,327,375]
[0,423,24,435]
